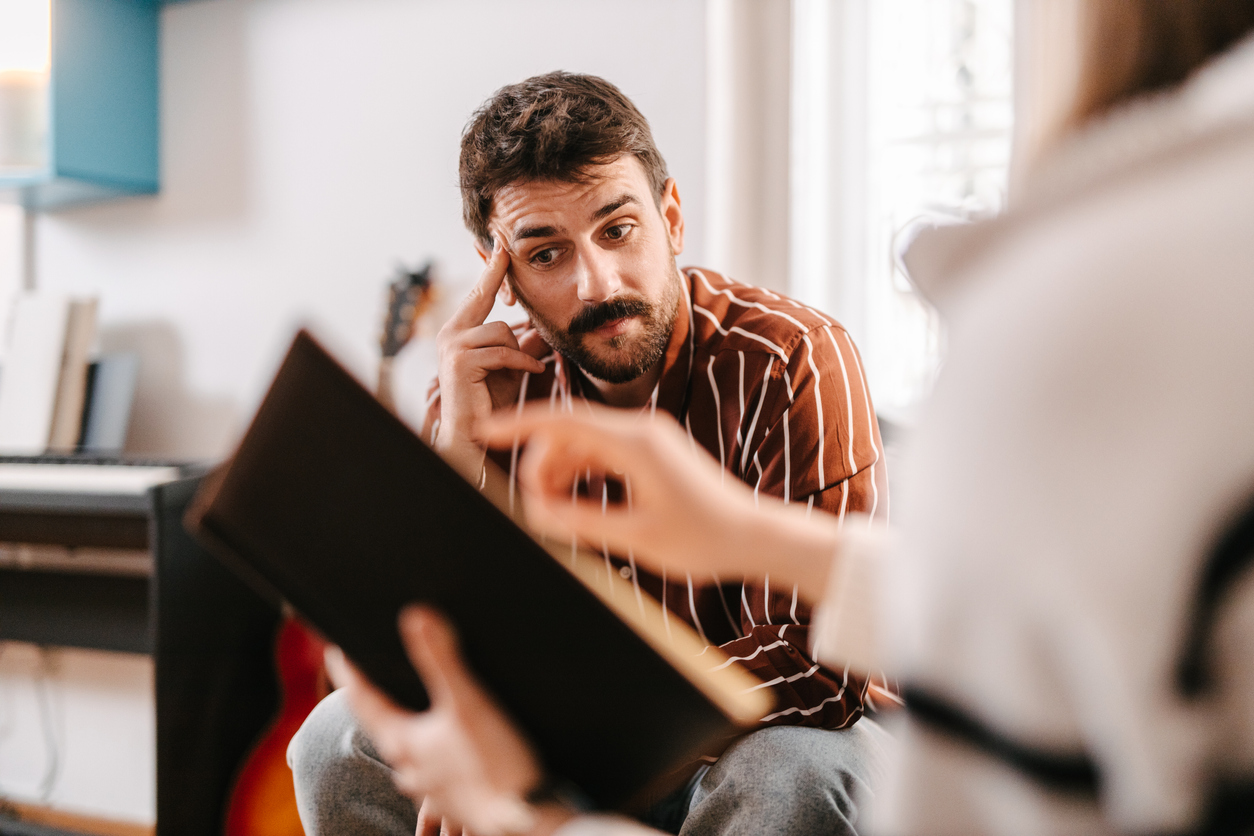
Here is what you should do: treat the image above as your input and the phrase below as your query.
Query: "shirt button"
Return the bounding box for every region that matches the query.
[619,566,633,579]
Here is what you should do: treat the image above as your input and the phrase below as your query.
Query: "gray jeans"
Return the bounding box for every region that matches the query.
[288,688,891,836]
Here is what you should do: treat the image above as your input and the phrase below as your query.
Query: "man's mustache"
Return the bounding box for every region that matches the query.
[568,297,653,335]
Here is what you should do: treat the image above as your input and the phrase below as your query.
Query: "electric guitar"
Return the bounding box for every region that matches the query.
[377,262,437,411]
[224,616,328,836]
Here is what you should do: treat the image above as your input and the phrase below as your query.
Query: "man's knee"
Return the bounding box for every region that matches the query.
[287,689,416,836]
[288,688,373,793]
[686,725,880,835]
[711,725,868,795]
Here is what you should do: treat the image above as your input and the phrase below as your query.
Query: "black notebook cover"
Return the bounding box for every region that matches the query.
[185,330,766,810]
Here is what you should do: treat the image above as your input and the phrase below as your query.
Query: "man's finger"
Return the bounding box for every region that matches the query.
[447,242,511,330]
[516,327,552,361]
[455,320,525,353]
[458,346,547,379]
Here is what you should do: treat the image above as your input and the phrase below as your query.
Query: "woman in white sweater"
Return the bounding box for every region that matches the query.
[336,2,1254,833]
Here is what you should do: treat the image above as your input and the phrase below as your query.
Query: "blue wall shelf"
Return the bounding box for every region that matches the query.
[0,0,160,211]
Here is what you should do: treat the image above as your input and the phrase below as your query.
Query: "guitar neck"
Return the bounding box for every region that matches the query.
[377,263,436,413]
[376,356,397,411]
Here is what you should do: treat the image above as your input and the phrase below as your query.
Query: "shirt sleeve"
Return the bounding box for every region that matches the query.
[718,325,893,729]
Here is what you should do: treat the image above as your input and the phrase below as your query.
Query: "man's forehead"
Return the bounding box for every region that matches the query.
[488,157,653,238]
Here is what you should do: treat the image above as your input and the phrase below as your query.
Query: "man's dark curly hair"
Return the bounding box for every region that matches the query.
[459,72,670,249]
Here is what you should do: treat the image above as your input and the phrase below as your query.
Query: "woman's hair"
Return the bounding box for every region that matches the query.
[1068,0,1254,129]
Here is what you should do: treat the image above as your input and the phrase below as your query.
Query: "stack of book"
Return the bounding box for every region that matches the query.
[0,293,139,455]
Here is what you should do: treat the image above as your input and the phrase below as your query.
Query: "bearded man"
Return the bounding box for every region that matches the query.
[289,71,891,836]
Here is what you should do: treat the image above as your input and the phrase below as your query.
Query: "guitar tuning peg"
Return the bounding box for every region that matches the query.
[389,261,436,292]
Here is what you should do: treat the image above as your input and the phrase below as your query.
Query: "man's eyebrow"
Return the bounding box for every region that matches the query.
[513,224,563,243]
[509,193,643,243]
[591,193,643,221]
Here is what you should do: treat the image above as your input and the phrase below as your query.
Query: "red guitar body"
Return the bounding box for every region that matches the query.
[225,617,329,836]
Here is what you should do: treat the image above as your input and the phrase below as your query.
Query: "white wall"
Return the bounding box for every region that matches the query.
[32,0,708,459]
[0,644,155,824]
[0,0,707,822]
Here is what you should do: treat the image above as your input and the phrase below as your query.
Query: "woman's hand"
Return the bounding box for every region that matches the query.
[482,404,757,575]
[481,403,840,600]
[330,606,570,836]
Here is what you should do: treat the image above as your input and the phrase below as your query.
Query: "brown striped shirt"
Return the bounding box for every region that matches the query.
[423,267,890,730]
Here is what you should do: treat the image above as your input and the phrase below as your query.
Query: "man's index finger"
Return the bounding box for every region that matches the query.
[450,241,511,329]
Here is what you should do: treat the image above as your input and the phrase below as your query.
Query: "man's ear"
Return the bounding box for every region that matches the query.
[659,178,685,256]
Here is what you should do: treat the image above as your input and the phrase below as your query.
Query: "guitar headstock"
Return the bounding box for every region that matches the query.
[380,262,437,360]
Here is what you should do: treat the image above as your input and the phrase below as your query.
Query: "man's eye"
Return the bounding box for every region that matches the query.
[532,248,558,265]
[605,224,632,241]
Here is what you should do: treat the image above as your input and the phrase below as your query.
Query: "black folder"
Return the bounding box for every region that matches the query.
[184,330,766,810]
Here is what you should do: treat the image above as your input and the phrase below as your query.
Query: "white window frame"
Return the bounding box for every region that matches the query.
[706,0,1016,413]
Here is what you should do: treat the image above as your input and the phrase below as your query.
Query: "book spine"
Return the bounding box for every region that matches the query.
[47,298,99,452]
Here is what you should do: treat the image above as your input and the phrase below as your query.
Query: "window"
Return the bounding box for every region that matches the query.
[789,0,1015,412]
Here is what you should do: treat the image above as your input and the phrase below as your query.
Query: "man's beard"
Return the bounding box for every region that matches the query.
[512,267,682,384]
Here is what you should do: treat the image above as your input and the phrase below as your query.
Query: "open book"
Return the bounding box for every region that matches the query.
[184,330,770,810]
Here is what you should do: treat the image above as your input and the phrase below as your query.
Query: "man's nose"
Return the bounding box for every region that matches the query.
[574,246,622,304]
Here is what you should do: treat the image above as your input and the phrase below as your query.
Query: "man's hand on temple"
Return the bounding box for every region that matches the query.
[434,239,546,476]
[329,606,572,836]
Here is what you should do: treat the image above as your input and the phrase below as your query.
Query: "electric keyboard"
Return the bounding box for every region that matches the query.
[0,454,198,496]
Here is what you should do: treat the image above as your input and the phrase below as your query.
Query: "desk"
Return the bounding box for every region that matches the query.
[0,475,283,836]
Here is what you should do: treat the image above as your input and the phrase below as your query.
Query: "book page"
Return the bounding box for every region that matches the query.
[0,293,69,453]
